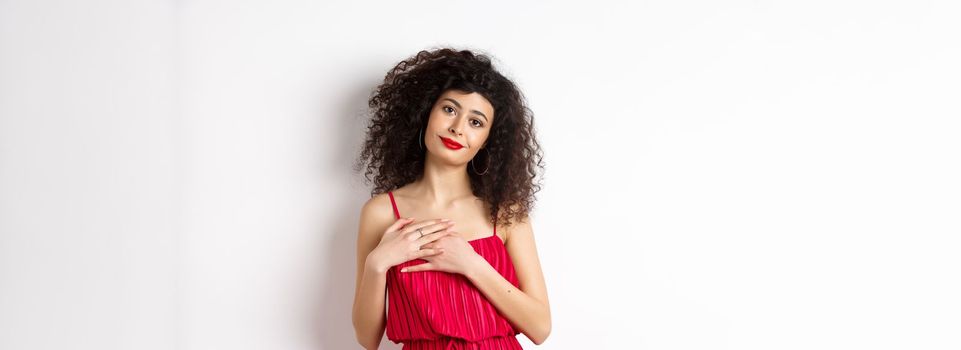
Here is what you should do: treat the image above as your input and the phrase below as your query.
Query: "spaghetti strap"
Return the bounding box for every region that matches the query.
[387,191,400,220]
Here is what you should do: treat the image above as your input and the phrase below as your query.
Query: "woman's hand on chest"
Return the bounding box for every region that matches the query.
[400,227,488,275]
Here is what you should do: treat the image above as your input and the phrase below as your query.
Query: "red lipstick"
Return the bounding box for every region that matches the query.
[439,136,464,150]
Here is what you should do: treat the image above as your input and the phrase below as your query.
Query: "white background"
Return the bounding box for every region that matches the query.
[1,1,959,349]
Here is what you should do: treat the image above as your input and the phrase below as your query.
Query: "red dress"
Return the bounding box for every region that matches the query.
[385,191,523,349]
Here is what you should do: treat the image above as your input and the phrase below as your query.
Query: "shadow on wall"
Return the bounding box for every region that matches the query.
[307,75,404,349]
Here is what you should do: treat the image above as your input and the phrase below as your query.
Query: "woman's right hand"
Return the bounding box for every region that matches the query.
[366,217,455,272]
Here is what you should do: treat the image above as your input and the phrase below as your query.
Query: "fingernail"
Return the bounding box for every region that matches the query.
[441,219,451,222]
[400,268,407,272]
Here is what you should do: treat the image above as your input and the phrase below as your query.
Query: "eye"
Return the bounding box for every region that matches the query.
[470,119,484,127]
[442,106,455,115]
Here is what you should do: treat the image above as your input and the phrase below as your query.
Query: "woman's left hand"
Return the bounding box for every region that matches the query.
[400,229,486,275]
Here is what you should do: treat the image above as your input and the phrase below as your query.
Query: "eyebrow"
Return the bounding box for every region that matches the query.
[442,98,489,122]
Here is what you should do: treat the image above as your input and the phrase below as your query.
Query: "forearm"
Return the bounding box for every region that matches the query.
[352,260,389,349]
[465,261,551,344]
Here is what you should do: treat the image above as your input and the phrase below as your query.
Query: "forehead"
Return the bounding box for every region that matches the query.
[437,90,494,119]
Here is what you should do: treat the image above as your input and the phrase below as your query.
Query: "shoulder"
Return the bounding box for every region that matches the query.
[499,202,532,243]
[358,192,396,236]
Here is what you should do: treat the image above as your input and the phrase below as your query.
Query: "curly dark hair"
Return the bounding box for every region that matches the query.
[354,47,544,228]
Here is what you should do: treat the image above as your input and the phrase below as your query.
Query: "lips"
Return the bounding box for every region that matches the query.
[439,136,464,150]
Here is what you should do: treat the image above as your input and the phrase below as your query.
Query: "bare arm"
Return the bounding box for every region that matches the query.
[352,194,452,349]
[351,195,393,349]
[464,216,552,345]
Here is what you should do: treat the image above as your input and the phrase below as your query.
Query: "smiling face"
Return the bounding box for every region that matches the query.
[424,89,495,166]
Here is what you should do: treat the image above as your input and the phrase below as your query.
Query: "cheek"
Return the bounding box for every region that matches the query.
[471,132,490,147]
[425,116,444,133]
[425,113,438,127]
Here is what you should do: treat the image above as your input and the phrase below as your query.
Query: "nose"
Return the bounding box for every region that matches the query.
[448,121,463,136]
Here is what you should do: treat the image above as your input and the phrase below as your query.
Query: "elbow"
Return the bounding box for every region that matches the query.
[352,330,379,350]
[530,318,552,345]
[531,329,551,345]
[351,318,378,350]
[356,339,378,350]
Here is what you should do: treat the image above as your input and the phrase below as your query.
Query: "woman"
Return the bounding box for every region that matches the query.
[351,47,551,349]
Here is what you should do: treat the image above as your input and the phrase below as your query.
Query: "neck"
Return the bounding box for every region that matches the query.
[412,154,474,206]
